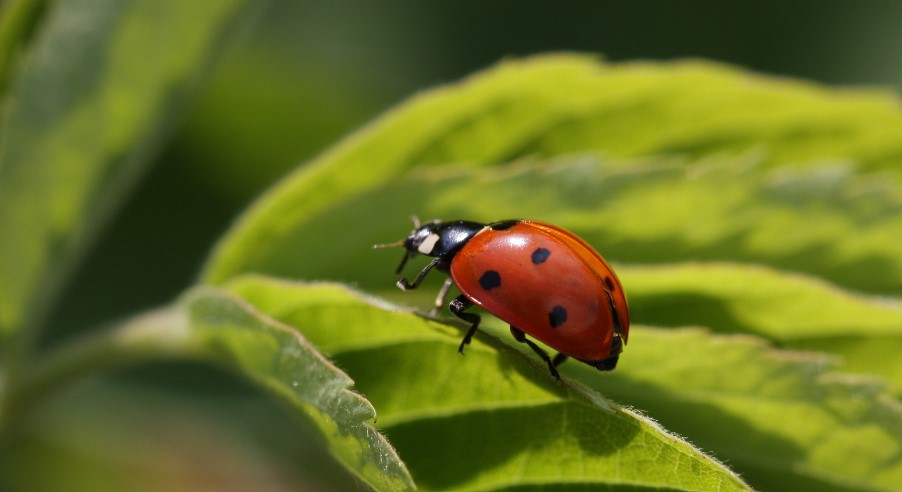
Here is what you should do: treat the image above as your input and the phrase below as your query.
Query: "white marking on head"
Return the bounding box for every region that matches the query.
[417,233,440,254]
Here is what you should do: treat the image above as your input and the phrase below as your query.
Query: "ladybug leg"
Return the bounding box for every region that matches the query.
[430,277,454,316]
[396,257,441,291]
[552,353,569,367]
[510,326,561,381]
[449,295,480,354]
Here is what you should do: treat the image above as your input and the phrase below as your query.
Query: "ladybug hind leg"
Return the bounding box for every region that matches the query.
[450,295,480,354]
[510,327,561,381]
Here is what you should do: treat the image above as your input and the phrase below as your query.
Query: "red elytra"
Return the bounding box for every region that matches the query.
[451,220,629,361]
[376,218,629,380]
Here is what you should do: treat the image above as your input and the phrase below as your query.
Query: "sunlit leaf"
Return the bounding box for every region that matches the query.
[204,156,902,297]
[622,262,902,394]
[591,328,902,492]
[229,275,902,492]
[227,276,751,491]
[203,55,902,292]
[196,55,902,491]
[182,288,414,492]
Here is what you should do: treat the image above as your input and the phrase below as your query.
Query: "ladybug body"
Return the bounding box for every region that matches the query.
[377,218,628,379]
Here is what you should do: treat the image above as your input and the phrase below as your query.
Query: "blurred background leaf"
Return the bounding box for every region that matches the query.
[0,0,257,369]
[1,380,361,492]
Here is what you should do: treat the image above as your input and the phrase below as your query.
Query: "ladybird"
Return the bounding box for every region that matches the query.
[375,218,629,380]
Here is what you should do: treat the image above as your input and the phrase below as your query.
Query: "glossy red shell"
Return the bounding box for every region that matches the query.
[450,220,629,362]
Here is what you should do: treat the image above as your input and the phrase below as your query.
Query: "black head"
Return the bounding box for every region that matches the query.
[374,217,485,274]
[403,219,443,256]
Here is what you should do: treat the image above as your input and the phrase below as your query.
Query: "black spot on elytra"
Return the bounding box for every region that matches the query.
[531,247,551,264]
[479,270,502,290]
[603,276,616,291]
[549,305,568,328]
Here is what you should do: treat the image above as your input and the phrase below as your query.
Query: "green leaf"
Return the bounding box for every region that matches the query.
[286,155,902,390]
[0,0,45,95]
[204,156,902,298]
[227,275,902,491]
[592,328,902,492]
[202,55,902,291]
[0,0,254,365]
[194,55,902,491]
[182,288,414,492]
[622,262,902,394]
[3,287,414,492]
[226,275,750,491]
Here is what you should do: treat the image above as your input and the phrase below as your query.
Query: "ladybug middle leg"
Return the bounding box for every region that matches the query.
[449,295,480,354]
[430,277,454,316]
[510,326,562,380]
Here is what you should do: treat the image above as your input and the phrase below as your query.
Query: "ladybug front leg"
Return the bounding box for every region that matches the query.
[396,257,442,291]
[449,295,480,354]
[510,326,561,381]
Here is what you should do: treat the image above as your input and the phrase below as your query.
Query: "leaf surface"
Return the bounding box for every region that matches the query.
[196,55,902,490]
[181,288,414,492]
[622,262,902,394]
[228,275,902,492]
[227,276,750,492]
[592,327,902,492]
[203,55,902,294]
[206,155,902,298]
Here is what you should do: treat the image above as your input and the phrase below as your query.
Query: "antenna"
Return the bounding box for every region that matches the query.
[372,240,405,249]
